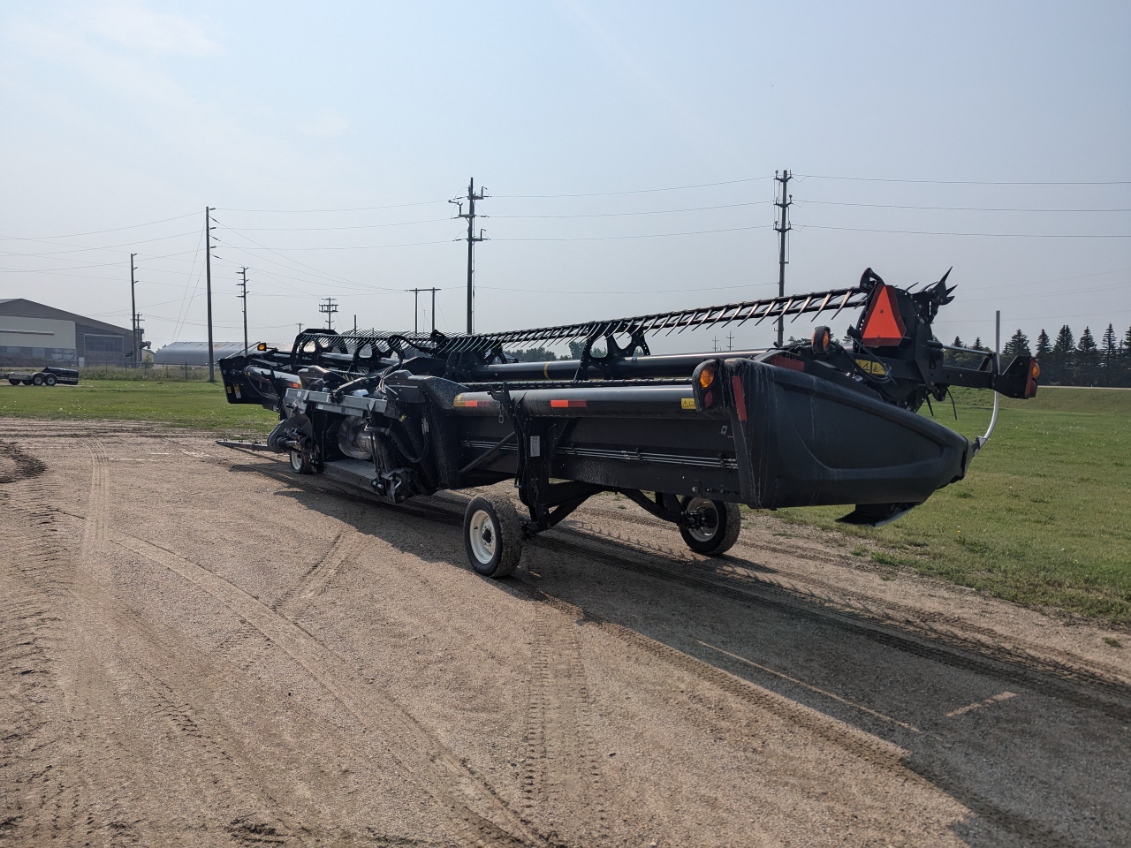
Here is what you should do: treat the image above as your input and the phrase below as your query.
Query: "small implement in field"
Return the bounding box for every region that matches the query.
[216,269,1038,575]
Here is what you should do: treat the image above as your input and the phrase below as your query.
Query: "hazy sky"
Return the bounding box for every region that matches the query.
[2,0,1128,353]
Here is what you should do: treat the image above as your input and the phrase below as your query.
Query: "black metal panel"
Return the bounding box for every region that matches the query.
[725,358,969,508]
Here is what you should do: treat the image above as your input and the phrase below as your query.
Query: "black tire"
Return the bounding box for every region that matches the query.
[44,375,57,387]
[289,448,314,474]
[7,379,18,386]
[21,380,32,386]
[31,374,44,386]
[463,495,524,578]
[678,497,742,556]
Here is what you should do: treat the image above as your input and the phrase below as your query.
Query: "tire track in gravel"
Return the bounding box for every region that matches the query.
[217,452,1131,718]
[110,529,556,848]
[507,579,1083,848]
[216,452,1131,719]
[3,441,445,846]
[215,527,362,664]
[64,438,165,847]
[518,593,612,847]
[0,440,146,848]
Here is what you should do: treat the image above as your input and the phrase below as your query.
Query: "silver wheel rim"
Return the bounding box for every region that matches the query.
[290,450,303,471]
[468,509,497,565]
[685,498,719,543]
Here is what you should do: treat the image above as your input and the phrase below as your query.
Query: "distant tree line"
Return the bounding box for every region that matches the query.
[505,341,604,362]
[951,323,1131,387]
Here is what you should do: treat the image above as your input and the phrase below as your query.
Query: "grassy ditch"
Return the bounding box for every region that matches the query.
[0,379,276,435]
[777,387,1131,627]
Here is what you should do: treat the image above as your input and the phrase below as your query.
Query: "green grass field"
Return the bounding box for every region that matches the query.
[3,379,1128,626]
[0,380,277,436]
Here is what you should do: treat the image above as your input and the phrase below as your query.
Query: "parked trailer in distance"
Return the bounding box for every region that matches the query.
[6,366,80,386]
[217,269,1039,575]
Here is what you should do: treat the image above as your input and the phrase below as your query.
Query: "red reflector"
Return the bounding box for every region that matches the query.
[768,355,805,372]
[731,376,747,422]
[860,284,907,346]
[550,399,587,408]
[454,398,479,408]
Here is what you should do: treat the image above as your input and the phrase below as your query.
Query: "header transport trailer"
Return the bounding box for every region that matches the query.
[218,269,1039,577]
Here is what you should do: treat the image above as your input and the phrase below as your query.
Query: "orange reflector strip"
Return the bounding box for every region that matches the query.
[731,376,747,422]
[453,397,480,408]
[860,284,907,346]
[550,399,588,408]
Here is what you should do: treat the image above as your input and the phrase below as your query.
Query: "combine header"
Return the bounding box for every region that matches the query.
[218,269,1039,576]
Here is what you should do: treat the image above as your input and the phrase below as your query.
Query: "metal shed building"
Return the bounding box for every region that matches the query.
[0,299,138,368]
[152,342,249,367]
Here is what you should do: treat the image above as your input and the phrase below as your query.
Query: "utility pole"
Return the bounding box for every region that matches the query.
[774,170,792,348]
[237,267,249,351]
[205,207,216,382]
[450,178,486,333]
[407,287,441,333]
[727,332,734,351]
[318,297,338,330]
[129,253,138,367]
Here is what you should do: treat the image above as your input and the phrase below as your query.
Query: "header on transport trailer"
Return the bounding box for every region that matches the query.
[217,268,1039,577]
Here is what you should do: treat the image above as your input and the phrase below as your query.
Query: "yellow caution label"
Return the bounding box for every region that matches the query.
[855,358,888,377]
[681,397,696,410]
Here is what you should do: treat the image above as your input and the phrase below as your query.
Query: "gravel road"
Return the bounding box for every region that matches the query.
[2,419,1128,847]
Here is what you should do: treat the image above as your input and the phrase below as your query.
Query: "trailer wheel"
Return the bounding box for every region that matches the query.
[44,374,57,387]
[464,495,523,578]
[32,374,44,386]
[289,448,315,474]
[679,497,742,556]
[8,379,18,385]
[21,379,32,385]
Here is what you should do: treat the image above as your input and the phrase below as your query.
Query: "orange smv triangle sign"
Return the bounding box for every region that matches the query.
[860,285,907,347]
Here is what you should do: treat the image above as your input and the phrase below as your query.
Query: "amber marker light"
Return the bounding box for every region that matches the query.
[699,363,716,389]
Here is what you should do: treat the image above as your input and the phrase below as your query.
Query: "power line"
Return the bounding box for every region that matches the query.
[220,218,452,232]
[492,176,773,198]
[488,201,771,219]
[799,224,1131,238]
[214,200,450,213]
[795,174,1131,186]
[223,238,459,251]
[492,224,773,242]
[0,212,199,241]
[0,231,200,255]
[799,200,1131,213]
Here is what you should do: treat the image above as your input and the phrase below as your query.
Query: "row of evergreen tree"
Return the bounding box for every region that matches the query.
[954,323,1131,386]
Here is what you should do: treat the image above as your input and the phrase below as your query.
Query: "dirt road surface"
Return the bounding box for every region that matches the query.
[2,418,1129,847]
